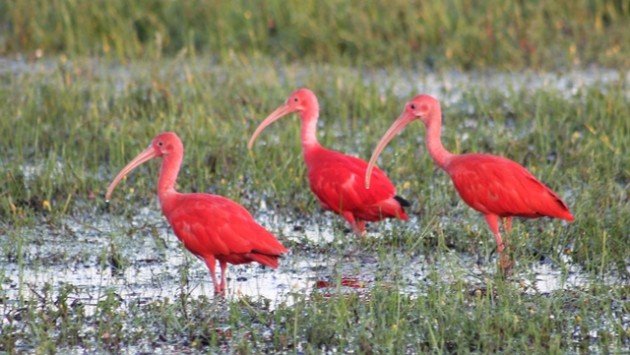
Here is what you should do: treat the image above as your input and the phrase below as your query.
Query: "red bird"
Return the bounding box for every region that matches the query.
[248,88,409,236]
[106,132,288,294]
[366,95,574,266]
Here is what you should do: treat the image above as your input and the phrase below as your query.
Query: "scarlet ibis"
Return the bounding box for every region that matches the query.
[366,95,574,266]
[106,132,288,294]
[248,88,409,236]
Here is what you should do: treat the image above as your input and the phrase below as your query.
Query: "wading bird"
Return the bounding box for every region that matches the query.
[106,132,288,294]
[366,95,574,269]
[248,88,409,236]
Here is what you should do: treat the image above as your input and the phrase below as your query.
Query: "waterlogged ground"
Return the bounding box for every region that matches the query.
[2,206,628,352]
[1,58,628,352]
[1,57,626,101]
[5,205,621,310]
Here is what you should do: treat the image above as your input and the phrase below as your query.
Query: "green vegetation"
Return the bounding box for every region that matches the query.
[1,0,628,69]
[2,273,627,353]
[1,1,629,353]
[1,57,628,352]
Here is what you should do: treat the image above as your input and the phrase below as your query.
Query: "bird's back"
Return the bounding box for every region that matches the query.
[446,154,573,220]
[162,193,287,266]
[304,147,407,220]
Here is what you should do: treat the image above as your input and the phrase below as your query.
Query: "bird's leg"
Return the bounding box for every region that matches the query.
[485,214,514,274]
[342,212,366,237]
[356,220,367,234]
[484,214,504,253]
[503,217,513,234]
[219,260,228,293]
[501,217,513,250]
[203,256,222,294]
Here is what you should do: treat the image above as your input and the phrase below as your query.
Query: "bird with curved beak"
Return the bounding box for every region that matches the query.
[248,88,410,236]
[106,132,288,294]
[366,95,574,271]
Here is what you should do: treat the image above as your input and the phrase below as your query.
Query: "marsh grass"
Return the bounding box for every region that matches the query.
[1,262,627,352]
[0,55,628,352]
[1,0,628,69]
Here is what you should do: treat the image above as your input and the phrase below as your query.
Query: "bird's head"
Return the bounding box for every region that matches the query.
[151,132,183,157]
[364,95,441,188]
[401,94,440,126]
[285,88,318,114]
[105,132,183,201]
[247,88,319,149]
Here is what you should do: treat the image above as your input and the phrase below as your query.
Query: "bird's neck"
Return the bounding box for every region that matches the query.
[157,152,182,205]
[300,109,321,151]
[425,110,453,169]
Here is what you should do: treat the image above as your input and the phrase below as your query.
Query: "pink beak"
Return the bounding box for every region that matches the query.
[365,112,415,189]
[105,146,159,201]
[247,104,295,149]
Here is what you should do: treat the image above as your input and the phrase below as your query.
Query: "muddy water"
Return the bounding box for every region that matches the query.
[1,58,627,311]
[1,57,626,100]
[370,67,628,103]
[1,208,315,312]
[2,202,620,316]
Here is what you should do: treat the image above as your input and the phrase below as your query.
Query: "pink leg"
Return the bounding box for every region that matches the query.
[203,255,221,294]
[484,214,505,253]
[487,215,515,273]
[356,221,366,234]
[341,212,366,237]
[219,260,228,293]
[503,217,513,234]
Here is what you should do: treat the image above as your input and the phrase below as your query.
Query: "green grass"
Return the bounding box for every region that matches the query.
[0,3,628,350]
[2,272,627,352]
[1,0,628,69]
[0,56,628,352]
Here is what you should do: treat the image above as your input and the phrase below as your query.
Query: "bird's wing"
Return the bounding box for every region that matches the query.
[307,150,396,211]
[448,154,569,218]
[166,194,285,258]
[523,175,571,212]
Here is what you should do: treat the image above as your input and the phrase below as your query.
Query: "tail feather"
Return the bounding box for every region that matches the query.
[526,175,574,222]
[248,252,281,268]
[376,197,409,221]
[251,227,289,255]
[559,209,574,222]
[549,194,574,221]
[394,195,411,207]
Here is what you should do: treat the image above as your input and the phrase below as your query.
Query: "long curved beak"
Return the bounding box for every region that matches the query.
[106,146,159,201]
[365,113,415,189]
[247,104,294,149]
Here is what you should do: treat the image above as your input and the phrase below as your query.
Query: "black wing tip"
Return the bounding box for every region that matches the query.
[394,195,411,207]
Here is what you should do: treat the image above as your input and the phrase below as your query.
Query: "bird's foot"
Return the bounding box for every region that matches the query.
[214,286,226,296]
[498,252,515,277]
[344,227,366,237]
[355,221,367,237]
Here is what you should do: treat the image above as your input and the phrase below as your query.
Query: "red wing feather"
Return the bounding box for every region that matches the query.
[165,194,287,261]
[447,154,573,220]
[247,253,280,268]
[306,148,397,212]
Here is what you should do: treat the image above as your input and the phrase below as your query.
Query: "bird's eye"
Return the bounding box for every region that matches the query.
[410,104,416,110]
[293,97,299,102]
[158,141,164,147]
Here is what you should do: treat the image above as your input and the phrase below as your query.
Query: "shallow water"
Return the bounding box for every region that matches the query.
[1,58,628,351]
[1,57,626,101]
[2,204,623,316]
[1,57,626,307]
